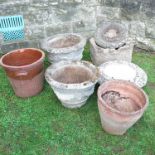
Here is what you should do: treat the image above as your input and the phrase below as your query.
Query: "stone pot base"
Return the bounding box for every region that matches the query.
[89,38,133,66]
[61,99,87,109]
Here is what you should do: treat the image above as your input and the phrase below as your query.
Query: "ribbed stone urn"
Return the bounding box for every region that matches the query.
[41,33,86,63]
[45,61,99,108]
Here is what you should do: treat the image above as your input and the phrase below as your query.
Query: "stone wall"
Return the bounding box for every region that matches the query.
[0,0,155,52]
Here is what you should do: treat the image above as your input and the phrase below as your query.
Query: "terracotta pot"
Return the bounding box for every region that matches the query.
[97,80,149,135]
[45,61,99,108]
[0,48,45,98]
[41,33,86,63]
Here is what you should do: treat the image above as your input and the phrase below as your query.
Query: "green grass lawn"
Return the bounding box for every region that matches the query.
[0,45,155,155]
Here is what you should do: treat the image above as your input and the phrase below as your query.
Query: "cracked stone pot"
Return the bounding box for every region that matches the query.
[42,33,86,63]
[95,21,128,49]
[45,61,99,108]
[0,48,45,98]
[98,80,149,135]
[98,60,147,88]
[89,38,133,66]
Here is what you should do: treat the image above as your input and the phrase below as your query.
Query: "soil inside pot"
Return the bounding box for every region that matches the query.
[101,91,141,112]
[102,25,121,42]
[52,66,95,84]
[105,29,118,39]
[49,35,80,48]
[2,49,42,66]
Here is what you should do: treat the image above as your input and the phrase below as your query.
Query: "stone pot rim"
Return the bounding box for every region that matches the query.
[98,60,148,88]
[98,80,149,116]
[0,48,45,69]
[95,21,128,49]
[41,33,86,54]
[45,60,99,89]
[90,37,134,50]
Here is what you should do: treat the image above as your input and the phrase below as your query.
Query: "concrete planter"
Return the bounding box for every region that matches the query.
[98,80,149,135]
[89,38,133,66]
[0,48,45,98]
[45,61,99,108]
[95,21,128,49]
[42,33,86,63]
[98,61,147,88]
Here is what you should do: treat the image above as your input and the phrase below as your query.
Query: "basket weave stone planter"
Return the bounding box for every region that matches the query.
[89,38,133,66]
[42,33,86,63]
[98,80,149,135]
[45,61,99,108]
[98,61,147,88]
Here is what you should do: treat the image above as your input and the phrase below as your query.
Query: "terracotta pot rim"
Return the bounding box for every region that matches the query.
[0,48,45,69]
[45,60,99,89]
[41,33,86,54]
[98,80,149,116]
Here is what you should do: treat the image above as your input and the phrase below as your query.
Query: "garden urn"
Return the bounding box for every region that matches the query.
[45,60,99,108]
[42,33,86,63]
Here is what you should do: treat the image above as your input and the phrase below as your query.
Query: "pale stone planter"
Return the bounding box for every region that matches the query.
[98,80,149,135]
[89,38,133,66]
[98,61,147,88]
[41,33,86,63]
[45,61,99,108]
[95,21,128,49]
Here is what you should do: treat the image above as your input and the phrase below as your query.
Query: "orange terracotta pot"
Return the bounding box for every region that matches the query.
[97,80,149,135]
[0,48,45,98]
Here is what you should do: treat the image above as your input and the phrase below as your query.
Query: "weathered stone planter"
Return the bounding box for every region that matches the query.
[98,61,147,88]
[98,80,149,135]
[45,61,99,108]
[95,21,128,49]
[89,38,133,66]
[42,33,86,63]
[0,48,45,98]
